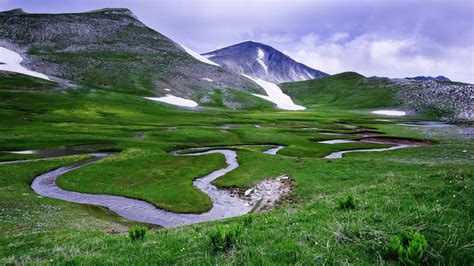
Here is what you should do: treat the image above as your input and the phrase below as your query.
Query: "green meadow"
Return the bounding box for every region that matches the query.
[0,72,472,264]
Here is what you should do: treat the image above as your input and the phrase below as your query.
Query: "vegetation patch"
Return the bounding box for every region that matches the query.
[338,194,356,209]
[388,231,428,265]
[209,224,242,252]
[128,225,148,241]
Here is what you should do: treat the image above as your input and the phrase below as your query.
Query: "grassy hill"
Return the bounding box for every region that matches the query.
[281,72,399,109]
[0,72,472,264]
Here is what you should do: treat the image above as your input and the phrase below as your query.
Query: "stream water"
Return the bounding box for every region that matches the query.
[29,149,258,227]
[324,144,418,159]
[3,131,432,226]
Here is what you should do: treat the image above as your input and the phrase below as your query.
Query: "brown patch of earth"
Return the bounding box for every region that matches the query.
[231,175,293,212]
[353,130,385,137]
[359,136,435,145]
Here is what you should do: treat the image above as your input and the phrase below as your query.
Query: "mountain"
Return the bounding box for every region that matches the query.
[0,8,267,108]
[281,72,473,122]
[405,76,451,81]
[202,41,328,83]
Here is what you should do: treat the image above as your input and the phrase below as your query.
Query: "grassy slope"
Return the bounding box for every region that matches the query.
[0,73,472,264]
[0,9,264,105]
[280,72,401,109]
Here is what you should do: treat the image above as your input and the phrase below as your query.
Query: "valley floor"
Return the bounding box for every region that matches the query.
[0,74,472,264]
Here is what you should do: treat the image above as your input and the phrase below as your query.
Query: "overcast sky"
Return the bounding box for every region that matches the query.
[1,0,473,82]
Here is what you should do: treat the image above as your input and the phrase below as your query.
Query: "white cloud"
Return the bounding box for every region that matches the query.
[330,32,350,42]
[284,33,474,83]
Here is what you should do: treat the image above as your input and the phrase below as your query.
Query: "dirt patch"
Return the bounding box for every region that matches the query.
[359,136,435,145]
[355,127,378,131]
[239,175,293,212]
[353,130,385,137]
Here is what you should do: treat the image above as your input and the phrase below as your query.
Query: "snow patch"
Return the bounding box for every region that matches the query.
[201,78,214,82]
[256,48,268,72]
[319,139,357,144]
[0,46,50,80]
[145,94,198,108]
[244,75,306,111]
[304,69,314,79]
[371,110,406,116]
[180,45,220,66]
[8,150,37,155]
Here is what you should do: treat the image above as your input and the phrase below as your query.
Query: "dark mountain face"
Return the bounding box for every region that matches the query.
[0,8,264,107]
[405,76,451,81]
[203,41,328,83]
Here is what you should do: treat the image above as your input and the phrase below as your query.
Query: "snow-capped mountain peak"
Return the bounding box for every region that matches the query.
[203,41,327,83]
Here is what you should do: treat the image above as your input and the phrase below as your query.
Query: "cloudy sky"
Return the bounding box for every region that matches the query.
[1,0,473,82]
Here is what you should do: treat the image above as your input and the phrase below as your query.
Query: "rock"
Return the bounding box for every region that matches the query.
[243,175,292,212]
[244,188,253,197]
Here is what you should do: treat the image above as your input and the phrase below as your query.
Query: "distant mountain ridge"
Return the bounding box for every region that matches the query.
[405,76,451,81]
[203,41,328,83]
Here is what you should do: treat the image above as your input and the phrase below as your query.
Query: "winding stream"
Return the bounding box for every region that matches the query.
[324,144,419,159]
[2,133,430,226]
[29,148,261,227]
[263,145,285,155]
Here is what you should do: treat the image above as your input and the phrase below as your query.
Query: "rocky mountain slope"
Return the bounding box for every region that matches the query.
[281,72,473,122]
[389,78,473,122]
[0,8,266,108]
[203,41,328,83]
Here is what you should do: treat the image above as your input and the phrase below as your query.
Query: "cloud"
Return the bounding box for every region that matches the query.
[281,33,474,83]
[2,0,473,82]
[330,32,350,43]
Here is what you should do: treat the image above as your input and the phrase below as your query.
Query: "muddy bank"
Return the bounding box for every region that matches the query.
[1,144,118,165]
[6,143,117,158]
[359,136,435,145]
[396,121,453,127]
[352,130,385,137]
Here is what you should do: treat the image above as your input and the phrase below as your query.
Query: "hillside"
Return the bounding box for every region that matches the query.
[281,72,473,122]
[281,72,400,109]
[0,8,266,108]
[203,41,328,83]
